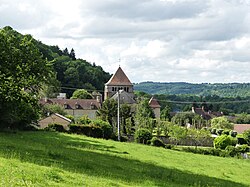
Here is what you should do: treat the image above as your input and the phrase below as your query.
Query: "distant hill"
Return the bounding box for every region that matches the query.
[134,82,250,97]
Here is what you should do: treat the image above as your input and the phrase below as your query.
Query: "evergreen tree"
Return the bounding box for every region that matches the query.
[69,48,76,60]
[63,47,69,56]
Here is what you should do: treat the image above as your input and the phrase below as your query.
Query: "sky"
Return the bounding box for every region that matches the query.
[1,0,250,83]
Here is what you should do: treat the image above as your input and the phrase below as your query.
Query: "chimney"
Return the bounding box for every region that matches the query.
[202,106,205,111]
[192,106,195,113]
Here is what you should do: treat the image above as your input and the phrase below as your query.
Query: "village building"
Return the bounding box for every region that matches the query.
[40,97,101,119]
[38,113,71,130]
[104,67,160,118]
[149,97,161,119]
[192,106,223,120]
[234,124,250,134]
[104,66,135,102]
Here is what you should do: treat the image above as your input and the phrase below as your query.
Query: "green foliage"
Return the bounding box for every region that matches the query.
[186,128,213,147]
[78,115,91,125]
[234,113,250,124]
[135,99,155,119]
[134,82,250,98]
[168,125,187,144]
[230,130,237,137]
[45,123,66,132]
[69,124,103,138]
[0,26,51,129]
[134,128,152,144]
[211,117,234,130]
[65,115,75,123]
[70,89,93,99]
[41,104,67,117]
[150,137,165,147]
[91,119,113,139]
[160,104,172,121]
[214,135,237,149]
[97,99,117,125]
[243,129,250,145]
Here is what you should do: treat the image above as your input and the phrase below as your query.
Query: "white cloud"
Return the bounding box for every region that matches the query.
[1,0,250,83]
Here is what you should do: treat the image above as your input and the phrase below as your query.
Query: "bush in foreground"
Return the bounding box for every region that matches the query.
[150,137,165,147]
[214,135,237,149]
[134,128,152,144]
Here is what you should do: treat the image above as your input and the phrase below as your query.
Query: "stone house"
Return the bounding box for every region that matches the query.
[40,97,101,119]
[38,113,71,129]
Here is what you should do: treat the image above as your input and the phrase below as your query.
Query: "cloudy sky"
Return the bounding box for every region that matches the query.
[1,0,250,83]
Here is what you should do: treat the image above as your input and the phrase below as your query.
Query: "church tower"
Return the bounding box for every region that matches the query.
[104,67,134,100]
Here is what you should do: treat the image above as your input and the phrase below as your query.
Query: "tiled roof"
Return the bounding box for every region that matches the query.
[40,98,101,110]
[111,90,136,104]
[149,97,161,108]
[193,107,223,120]
[106,67,133,86]
[234,124,250,134]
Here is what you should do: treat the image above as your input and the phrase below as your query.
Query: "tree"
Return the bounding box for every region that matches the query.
[211,116,234,130]
[135,99,155,119]
[134,99,155,131]
[168,125,187,145]
[243,129,250,145]
[63,48,69,56]
[0,26,51,129]
[160,104,171,121]
[97,99,117,126]
[214,135,236,149]
[120,104,132,134]
[71,89,93,99]
[41,104,67,117]
[69,48,76,60]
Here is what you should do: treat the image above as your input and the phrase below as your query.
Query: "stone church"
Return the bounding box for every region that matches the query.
[104,67,161,118]
[104,66,136,104]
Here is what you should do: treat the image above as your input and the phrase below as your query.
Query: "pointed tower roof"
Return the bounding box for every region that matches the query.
[106,67,133,86]
[149,97,161,108]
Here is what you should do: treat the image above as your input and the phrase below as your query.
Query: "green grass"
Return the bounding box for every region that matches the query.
[0,131,249,186]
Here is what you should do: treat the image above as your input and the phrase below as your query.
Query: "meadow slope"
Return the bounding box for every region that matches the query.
[0,131,249,187]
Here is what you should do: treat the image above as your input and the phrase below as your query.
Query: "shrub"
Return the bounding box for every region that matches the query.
[214,135,236,149]
[46,123,65,132]
[111,134,128,142]
[92,119,113,139]
[69,124,103,138]
[150,137,165,147]
[134,128,152,144]
[236,144,249,153]
[225,145,239,157]
[210,128,217,134]
[230,130,237,137]
[243,129,250,145]
[222,129,230,135]
[78,115,91,125]
[69,124,82,134]
[237,137,248,145]
[216,129,224,136]
[165,144,173,149]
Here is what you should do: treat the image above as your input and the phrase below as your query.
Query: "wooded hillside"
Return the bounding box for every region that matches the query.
[134,82,250,97]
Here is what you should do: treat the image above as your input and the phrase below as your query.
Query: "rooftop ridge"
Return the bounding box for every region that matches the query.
[106,67,132,86]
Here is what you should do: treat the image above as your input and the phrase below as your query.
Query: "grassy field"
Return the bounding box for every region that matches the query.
[0,131,249,187]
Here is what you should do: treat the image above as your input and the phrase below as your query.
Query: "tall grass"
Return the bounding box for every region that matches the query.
[0,131,249,186]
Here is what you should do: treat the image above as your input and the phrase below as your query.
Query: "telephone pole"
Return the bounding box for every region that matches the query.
[117,90,121,141]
